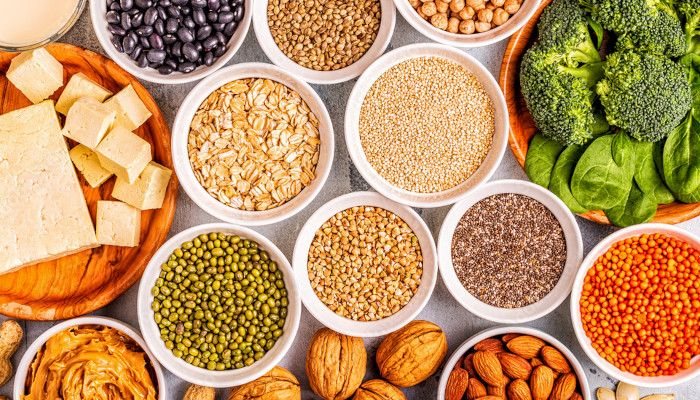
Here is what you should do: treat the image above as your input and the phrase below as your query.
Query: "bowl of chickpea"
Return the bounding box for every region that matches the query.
[395,0,541,47]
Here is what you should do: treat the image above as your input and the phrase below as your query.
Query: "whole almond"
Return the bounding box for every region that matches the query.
[473,351,504,386]
[445,367,470,400]
[541,346,571,373]
[508,379,533,400]
[507,336,545,359]
[502,333,521,342]
[550,373,577,400]
[466,378,487,400]
[530,365,554,400]
[497,352,532,380]
[474,338,505,353]
[487,375,509,397]
[463,353,477,376]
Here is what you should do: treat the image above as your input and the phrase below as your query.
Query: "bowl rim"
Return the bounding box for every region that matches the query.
[344,42,509,208]
[252,0,397,85]
[88,0,253,85]
[291,191,438,337]
[171,62,335,226]
[13,316,167,400]
[570,223,700,388]
[436,326,592,400]
[437,179,583,323]
[137,222,302,387]
[393,0,543,48]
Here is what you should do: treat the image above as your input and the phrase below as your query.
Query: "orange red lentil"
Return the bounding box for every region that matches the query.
[580,233,700,377]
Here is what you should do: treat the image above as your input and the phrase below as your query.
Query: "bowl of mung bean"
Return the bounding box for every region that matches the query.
[292,191,438,337]
[252,0,396,84]
[345,43,509,208]
[137,223,301,387]
[171,62,334,226]
[437,179,583,324]
[395,0,541,48]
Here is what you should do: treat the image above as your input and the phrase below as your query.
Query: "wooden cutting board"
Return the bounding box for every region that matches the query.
[498,0,700,225]
[0,43,178,320]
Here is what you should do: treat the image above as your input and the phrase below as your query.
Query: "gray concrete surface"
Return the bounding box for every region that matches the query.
[1,4,699,399]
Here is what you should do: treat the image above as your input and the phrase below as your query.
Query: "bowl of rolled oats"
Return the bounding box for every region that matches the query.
[172,63,334,226]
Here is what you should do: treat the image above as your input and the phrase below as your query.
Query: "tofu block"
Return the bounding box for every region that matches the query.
[55,72,112,115]
[103,84,152,131]
[62,97,116,149]
[69,144,113,188]
[96,200,141,247]
[95,126,152,183]
[0,101,98,275]
[6,48,63,104]
[112,161,172,210]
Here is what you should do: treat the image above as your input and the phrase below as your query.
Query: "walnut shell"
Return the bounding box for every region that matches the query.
[353,380,407,400]
[375,320,448,387]
[227,366,301,400]
[306,328,367,400]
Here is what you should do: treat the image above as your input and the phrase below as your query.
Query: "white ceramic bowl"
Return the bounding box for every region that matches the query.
[570,223,700,388]
[437,326,591,400]
[172,63,334,226]
[438,179,583,323]
[292,191,438,337]
[252,0,396,84]
[137,223,301,387]
[14,316,166,400]
[345,43,508,208]
[89,0,252,84]
[395,0,541,48]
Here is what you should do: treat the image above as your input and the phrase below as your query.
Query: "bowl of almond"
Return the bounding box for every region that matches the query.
[437,326,590,400]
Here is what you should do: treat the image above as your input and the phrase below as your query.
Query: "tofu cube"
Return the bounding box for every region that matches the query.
[62,97,116,149]
[6,48,64,104]
[104,84,152,131]
[112,161,172,210]
[55,72,112,115]
[95,126,152,184]
[96,200,141,247]
[69,144,113,188]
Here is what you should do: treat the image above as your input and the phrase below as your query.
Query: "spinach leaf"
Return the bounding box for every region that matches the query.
[653,139,665,179]
[633,140,674,205]
[571,132,635,210]
[525,133,565,188]
[605,182,657,227]
[549,145,589,214]
[663,114,700,203]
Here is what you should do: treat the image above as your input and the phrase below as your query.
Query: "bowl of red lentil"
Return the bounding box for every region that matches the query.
[345,43,509,208]
[571,223,700,388]
[291,191,438,337]
[437,179,583,323]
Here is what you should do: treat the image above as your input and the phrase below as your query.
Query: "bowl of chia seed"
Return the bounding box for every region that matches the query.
[437,179,583,323]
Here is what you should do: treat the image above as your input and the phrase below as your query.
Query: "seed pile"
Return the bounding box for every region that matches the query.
[188,78,321,211]
[451,193,566,308]
[359,56,495,193]
[151,232,288,370]
[267,0,381,71]
[409,0,522,34]
[307,206,423,321]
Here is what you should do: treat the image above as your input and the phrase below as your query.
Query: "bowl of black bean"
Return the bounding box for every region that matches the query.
[91,0,251,84]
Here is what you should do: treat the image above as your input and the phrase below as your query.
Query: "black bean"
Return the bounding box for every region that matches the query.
[157,6,167,20]
[215,31,226,45]
[207,11,218,22]
[137,53,149,67]
[178,62,196,73]
[232,6,243,22]
[191,0,206,8]
[135,0,152,8]
[162,33,177,44]
[166,18,178,33]
[158,65,174,74]
[196,26,212,40]
[194,41,203,52]
[146,49,167,63]
[171,42,182,57]
[106,10,121,24]
[177,27,194,42]
[144,7,158,25]
[218,12,233,24]
[136,25,154,36]
[108,24,127,36]
[120,0,133,10]
[164,58,178,69]
[223,21,237,36]
[213,45,226,57]
[203,51,214,66]
[120,12,132,29]
[182,42,199,62]
[171,0,187,4]
[219,5,230,12]
[212,22,225,31]
[122,35,137,53]
[131,12,143,27]
[207,0,220,10]
[166,5,180,18]
[202,36,218,51]
[149,33,165,49]
[140,36,152,48]
[110,35,124,52]
[183,16,196,29]
[181,5,191,15]
[159,0,171,5]
[109,2,121,10]
[129,45,143,60]
[154,19,166,35]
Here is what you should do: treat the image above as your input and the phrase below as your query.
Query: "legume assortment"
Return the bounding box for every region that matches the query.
[580,233,700,376]
[151,232,289,370]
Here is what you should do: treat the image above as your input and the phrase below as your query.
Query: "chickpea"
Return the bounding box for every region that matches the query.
[475,20,491,32]
[431,13,449,29]
[421,1,438,16]
[503,0,521,14]
[447,16,460,32]
[491,0,506,6]
[449,0,466,13]
[459,19,475,33]
[485,2,496,10]
[466,0,486,11]
[477,8,493,23]
[493,8,509,25]
[435,0,450,13]
[458,6,475,20]
[409,0,422,7]
[417,6,429,19]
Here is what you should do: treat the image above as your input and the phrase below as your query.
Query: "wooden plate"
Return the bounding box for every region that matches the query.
[0,43,178,320]
[498,0,700,225]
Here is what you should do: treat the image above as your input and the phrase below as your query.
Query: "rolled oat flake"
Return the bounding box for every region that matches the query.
[451,193,566,308]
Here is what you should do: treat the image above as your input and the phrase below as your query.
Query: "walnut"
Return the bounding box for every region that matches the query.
[353,380,407,400]
[227,367,301,400]
[306,328,367,400]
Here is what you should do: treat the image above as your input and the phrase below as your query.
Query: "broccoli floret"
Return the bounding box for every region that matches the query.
[676,0,700,54]
[538,0,602,63]
[596,51,692,141]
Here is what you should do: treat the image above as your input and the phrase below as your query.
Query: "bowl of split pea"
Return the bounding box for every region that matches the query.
[137,222,301,387]
[571,223,700,388]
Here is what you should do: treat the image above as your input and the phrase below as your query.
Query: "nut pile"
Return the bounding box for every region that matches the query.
[307,206,423,321]
[188,78,321,211]
[409,0,523,34]
[446,334,584,400]
[267,0,381,71]
[359,56,495,193]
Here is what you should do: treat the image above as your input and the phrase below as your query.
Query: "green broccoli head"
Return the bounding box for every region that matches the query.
[597,51,692,141]
[538,0,602,64]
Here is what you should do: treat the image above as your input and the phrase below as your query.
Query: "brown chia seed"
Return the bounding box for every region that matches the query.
[451,193,566,308]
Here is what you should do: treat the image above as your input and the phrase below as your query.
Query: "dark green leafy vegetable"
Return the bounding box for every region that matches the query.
[663,113,700,202]
[525,133,566,187]
[632,140,675,204]
[549,145,589,213]
[604,182,657,226]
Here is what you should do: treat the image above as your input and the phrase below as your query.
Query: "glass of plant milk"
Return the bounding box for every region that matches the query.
[0,0,85,51]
